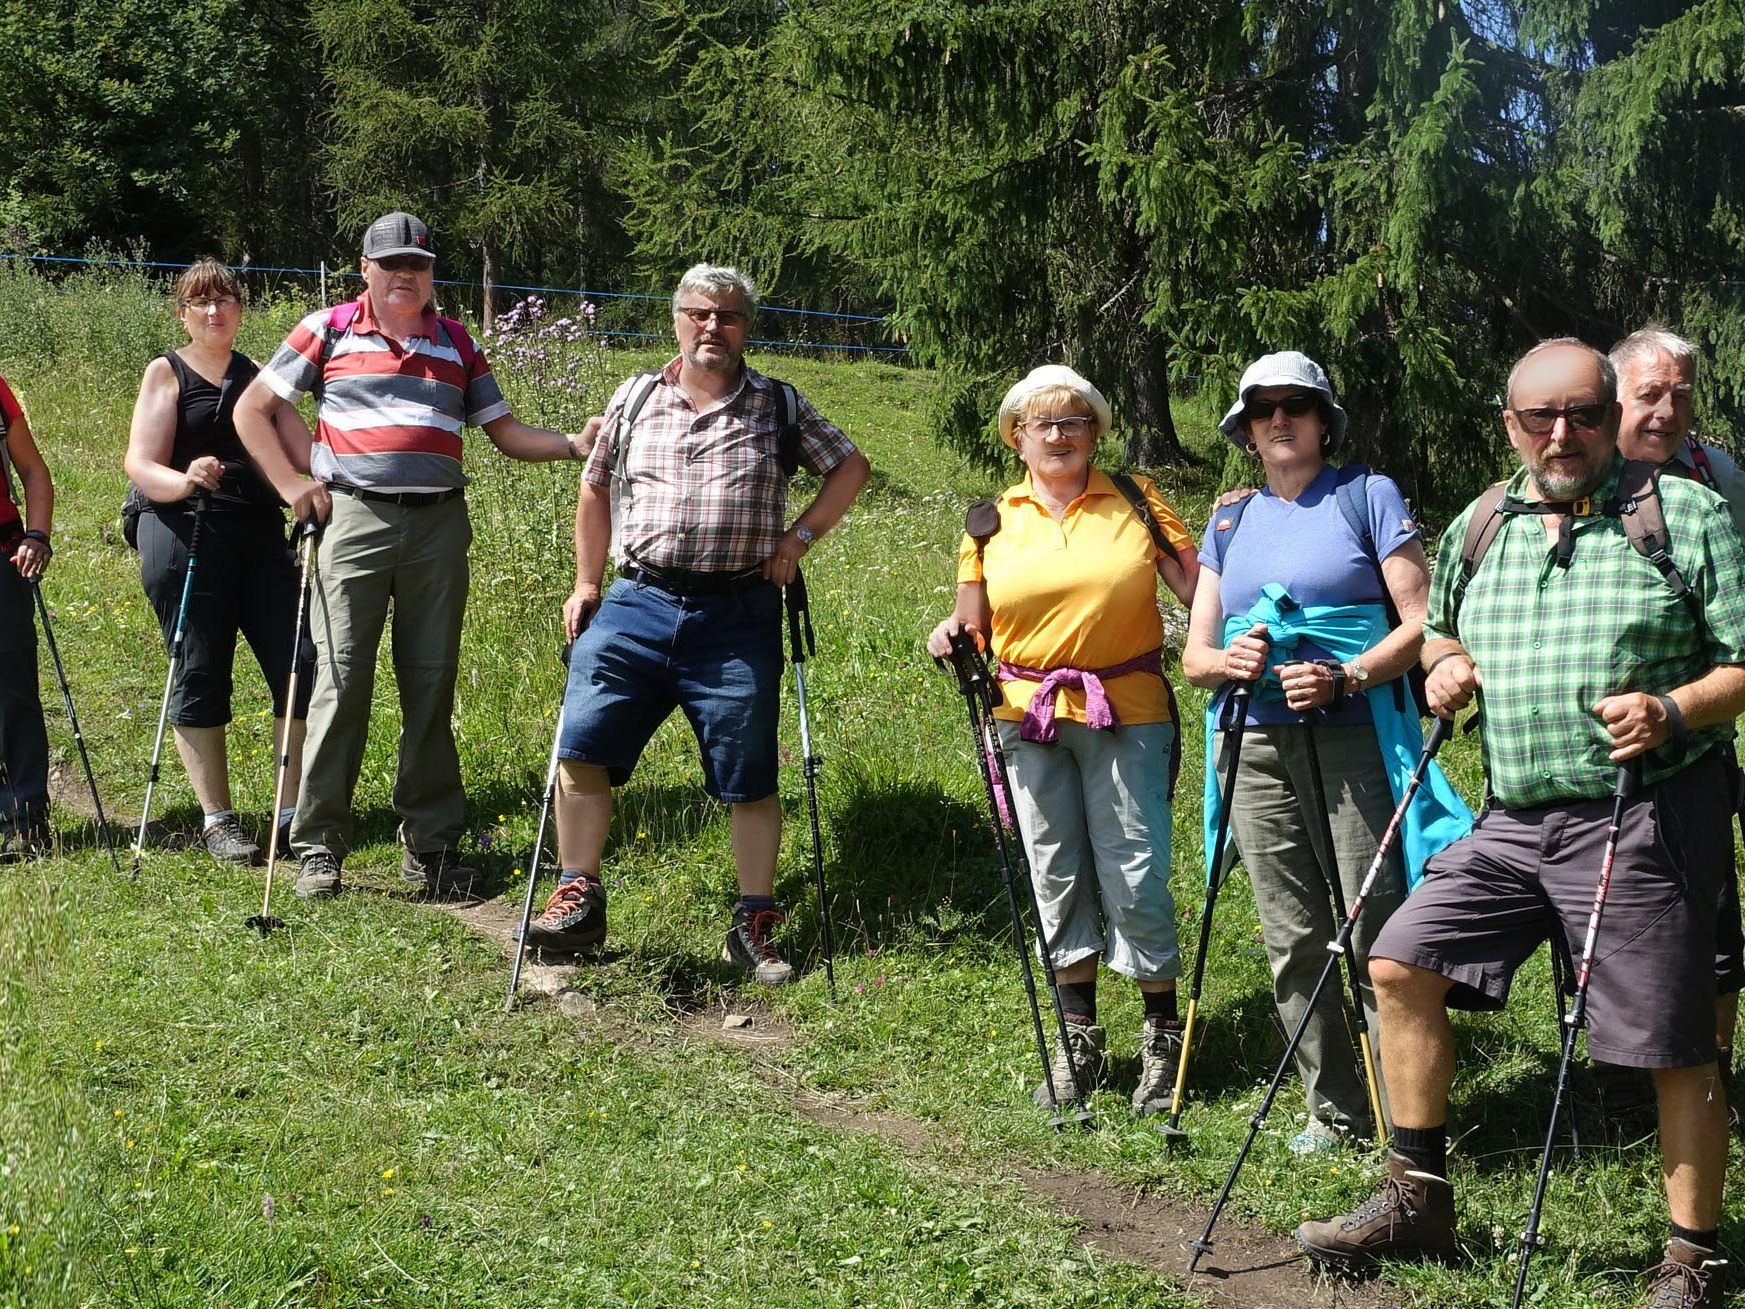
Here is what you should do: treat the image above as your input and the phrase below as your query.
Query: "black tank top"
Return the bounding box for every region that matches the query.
[162,350,280,512]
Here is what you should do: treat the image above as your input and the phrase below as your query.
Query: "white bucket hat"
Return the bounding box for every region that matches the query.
[1218,351,1347,452]
[997,365,1114,449]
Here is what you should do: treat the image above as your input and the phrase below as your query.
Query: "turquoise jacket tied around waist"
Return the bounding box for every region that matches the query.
[1202,583,1473,890]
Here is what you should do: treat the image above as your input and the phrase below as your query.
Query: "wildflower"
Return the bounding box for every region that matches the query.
[380,1168,396,1180]
[262,1193,276,1222]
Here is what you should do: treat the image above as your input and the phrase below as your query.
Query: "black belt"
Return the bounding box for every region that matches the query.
[621,562,766,597]
[329,482,463,508]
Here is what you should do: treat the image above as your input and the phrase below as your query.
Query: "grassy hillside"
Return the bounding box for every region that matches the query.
[0,265,1737,1307]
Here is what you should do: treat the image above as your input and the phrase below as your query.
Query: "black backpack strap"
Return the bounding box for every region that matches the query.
[774,380,803,476]
[1452,482,1510,631]
[1109,472,1181,565]
[1616,459,1706,629]
[965,497,1001,562]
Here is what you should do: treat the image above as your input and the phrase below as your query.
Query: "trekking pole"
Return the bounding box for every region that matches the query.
[940,629,1093,1129]
[246,518,318,937]
[1509,760,1639,1309]
[785,568,836,1002]
[1190,714,1453,1273]
[1163,628,1268,1144]
[29,577,122,874]
[134,492,209,874]
[505,671,569,1011]
[1299,717,1389,1140]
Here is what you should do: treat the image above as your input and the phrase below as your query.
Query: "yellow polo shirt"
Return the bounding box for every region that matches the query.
[956,470,1195,725]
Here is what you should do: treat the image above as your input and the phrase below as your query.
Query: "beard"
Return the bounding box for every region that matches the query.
[1527,448,1607,501]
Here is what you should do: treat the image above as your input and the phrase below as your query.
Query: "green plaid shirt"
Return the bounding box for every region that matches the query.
[1425,455,1745,807]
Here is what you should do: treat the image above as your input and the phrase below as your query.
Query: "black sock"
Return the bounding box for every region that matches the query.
[1057,980,1096,1027]
[1669,1222,1718,1253]
[1391,1124,1447,1179]
[1719,1044,1734,1087]
[1142,989,1179,1026]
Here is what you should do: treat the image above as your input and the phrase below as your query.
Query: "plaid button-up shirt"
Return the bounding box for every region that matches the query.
[1425,455,1745,808]
[583,359,857,572]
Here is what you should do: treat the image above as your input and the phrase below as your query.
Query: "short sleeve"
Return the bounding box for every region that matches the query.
[581,374,643,491]
[0,375,22,426]
[1139,478,1197,561]
[955,533,983,584]
[1365,474,1422,561]
[1691,497,1745,665]
[792,389,857,476]
[1421,513,1473,645]
[461,337,510,427]
[258,310,334,405]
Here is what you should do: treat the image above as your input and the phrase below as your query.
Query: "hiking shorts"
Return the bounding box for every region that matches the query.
[558,575,782,803]
[1372,750,1731,1070]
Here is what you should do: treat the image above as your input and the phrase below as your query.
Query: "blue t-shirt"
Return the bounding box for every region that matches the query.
[1198,464,1421,727]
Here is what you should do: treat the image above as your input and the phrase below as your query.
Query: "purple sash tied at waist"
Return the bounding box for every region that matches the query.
[997,647,1165,743]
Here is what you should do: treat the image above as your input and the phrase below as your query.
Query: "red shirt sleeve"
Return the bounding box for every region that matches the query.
[0,375,22,426]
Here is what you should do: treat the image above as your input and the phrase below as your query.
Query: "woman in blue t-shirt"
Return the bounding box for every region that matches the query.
[1180,351,1442,1154]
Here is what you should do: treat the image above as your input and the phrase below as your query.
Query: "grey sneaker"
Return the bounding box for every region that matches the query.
[402,847,479,898]
[294,851,343,900]
[1033,1020,1106,1108]
[202,814,260,865]
[723,904,795,985]
[1130,1020,1185,1116]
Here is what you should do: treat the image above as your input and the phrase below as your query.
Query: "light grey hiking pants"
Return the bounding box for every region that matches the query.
[1000,719,1182,983]
[1220,721,1405,1136]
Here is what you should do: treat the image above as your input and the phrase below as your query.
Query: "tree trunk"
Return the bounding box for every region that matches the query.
[1122,332,1187,467]
[480,241,497,331]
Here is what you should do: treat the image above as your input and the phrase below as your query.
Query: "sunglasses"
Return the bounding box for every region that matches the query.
[1510,404,1610,436]
[372,255,434,272]
[677,306,748,327]
[1242,392,1320,422]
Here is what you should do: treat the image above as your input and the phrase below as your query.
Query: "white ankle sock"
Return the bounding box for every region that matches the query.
[203,809,235,830]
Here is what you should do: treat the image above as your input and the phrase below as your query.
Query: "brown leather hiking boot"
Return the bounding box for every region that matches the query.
[1633,1240,1725,1309]
[1295,1150,1457,1269]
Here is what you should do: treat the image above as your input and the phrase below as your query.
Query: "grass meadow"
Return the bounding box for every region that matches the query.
[0,263,1738,1306]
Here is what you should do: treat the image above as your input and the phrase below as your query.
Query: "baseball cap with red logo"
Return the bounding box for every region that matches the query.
[362,212,435,262]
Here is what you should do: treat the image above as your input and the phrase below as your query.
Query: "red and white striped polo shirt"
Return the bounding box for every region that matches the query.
[259,294,510,491]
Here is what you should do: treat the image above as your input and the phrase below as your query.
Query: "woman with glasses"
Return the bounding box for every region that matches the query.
[122,259,316,864]
[1181,350,1467,1153]
[926,365,1198,1115]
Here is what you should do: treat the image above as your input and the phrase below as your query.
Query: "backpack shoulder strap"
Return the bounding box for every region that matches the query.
[1686,437,1719,492]
[1452,482,1510,629]
[965,497,1001,563]
[1206,491,1254,572]
[1109,472,1181,565]
[772,380,803,477]
[1332,463,1377,557]
[1617,458,1705,627]
[611,371,663,472]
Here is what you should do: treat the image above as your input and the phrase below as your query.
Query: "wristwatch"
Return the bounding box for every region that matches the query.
[1347,660,1371,697]
[793,525,817,546]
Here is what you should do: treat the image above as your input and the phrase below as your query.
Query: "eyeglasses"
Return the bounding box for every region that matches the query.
[1021,416,1095,439]
[1510,404,1610,436]
[372,255,434,272]
[181,296,238,312]
[1242,393,1320,422]
[677,306,748,328]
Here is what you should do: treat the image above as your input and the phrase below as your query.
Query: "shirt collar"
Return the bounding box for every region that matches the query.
[1008,467,1117,508]
[657,356,766,409]
[351,292,438,340]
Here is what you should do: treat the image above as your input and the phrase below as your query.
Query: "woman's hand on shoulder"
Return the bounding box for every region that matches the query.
[926,616,984,660]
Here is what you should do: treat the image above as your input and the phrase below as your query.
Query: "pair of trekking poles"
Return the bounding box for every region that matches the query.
[505,567,838,1009]
[124,482,321,936]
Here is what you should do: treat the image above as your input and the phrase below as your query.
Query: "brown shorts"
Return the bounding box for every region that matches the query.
[1371,750,1731,1069]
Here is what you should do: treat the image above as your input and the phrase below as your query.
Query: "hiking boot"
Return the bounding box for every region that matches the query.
[1295,1150,1457,1269]
[1633,1240,1725,1309]
[202,814,260,865]
[293,851,343,900]
[0,819,50,863]
[1131,1020,1184,1116]
[723,904,795,986]
[1033,1021,1106,1109]
[401,846,479,898]
[523,875,607,954]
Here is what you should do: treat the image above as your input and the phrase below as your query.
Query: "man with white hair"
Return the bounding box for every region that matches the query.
[526,264,870,983]
[1611,325,1745,1115]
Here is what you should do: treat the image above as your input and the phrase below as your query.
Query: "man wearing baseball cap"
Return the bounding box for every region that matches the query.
[234,211,587,901]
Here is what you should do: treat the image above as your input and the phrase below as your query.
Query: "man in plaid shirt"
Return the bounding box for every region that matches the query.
[525,264,870,982]
[1298,340,1745,1308]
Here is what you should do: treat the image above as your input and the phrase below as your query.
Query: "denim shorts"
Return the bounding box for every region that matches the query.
[557,576,783,803]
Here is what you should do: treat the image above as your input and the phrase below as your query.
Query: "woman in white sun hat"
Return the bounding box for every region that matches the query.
[927,364,1198,1116]
[1180,350,1469,1153]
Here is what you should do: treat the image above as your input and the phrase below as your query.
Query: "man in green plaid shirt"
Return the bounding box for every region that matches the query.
[1297,339,1745,1308]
